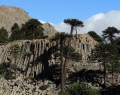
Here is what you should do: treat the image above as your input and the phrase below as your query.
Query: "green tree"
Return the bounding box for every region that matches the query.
[11,23,19,31]
[0,27,8,43]
[64,18,84,35]
[93,43,120,87]
[10,23,20,41]
[63,18,84,86]
[59,83,100,95]
[52,32,82,91]
[52,32,71,91]
[9,44,21,78]
[88,31,103,43]
[114,37,120,54]
[21,19,45,39]
[102,27,120,44]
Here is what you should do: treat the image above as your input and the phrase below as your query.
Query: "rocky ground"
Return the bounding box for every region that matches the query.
[0,75,60,95]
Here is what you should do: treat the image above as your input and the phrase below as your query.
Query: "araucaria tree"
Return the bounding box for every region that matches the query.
[64,18,84,35]
[52,32,82,91]
[93,43,119,87]
[63,18,84,86]
[102,27,120,44]
[20,19,46,40]
[10,23,20,41]
[92,26,120,87]
[88,31,103,43]
[51,32,71,91]
[0,27,8,43]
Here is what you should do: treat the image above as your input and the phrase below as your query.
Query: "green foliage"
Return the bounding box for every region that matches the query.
[52,32,82,61]
[0,27,8,43]
[9,23,22,41]
[102,27,120,44]
[24,75,33,80]
[5,75,16,80]
[9,19,47,41]
[93,43,120,73]
[0,64,17,80]
[88,31,103,43]
[59,83,100,95]
[9,44,21,58]
[64,19,84,27]
[21,19,46,40]
[25,51,32,56]
[0,64,8,74]
[51,32,72,41]
[104,85,120,95]
[39,84,50,90]
[63,46,82,61]
[11,23,19,31]
[55,46,82,61]
[64,18,84,35]
[10,64,18,70]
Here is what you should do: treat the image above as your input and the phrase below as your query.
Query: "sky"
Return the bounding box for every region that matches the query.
[1,0,120,35]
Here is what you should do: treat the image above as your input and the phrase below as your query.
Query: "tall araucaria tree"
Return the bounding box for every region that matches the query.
[51,32,71,92]
[21,19,45,40]
[102,27,120,44]
[63,18,84,87]
[64,18,84,35]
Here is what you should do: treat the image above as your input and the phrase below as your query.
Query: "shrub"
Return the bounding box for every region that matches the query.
[59,83,100,95]
[5,75,15,80]
[40,84,50,90]
[24,75,33,80]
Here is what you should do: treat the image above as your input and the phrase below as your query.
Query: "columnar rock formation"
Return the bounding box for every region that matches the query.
[0,39,56,78]
[0,34,98,78]
[71,34,98,62]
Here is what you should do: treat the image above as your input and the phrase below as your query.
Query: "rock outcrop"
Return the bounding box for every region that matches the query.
[0,5,57,37]
[42,23,58,38]
[0,34,98,78]
[0,39,56,78]
[0,76,59,95]
[0,5,31,32]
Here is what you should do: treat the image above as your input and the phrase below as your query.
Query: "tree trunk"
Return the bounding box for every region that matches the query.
[103,57,106,88]
[60,37,64,92]
[70,26,74,35]
[64,25,74,86]
[112,65,114,85]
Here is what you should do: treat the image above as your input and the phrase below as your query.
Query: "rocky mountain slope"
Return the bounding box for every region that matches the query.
[0,5,30,32]
[0,5,57,37]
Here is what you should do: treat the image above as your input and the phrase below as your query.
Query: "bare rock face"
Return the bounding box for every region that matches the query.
[0,5,31,32]
[42,23,58,38]
[0,5,57,37]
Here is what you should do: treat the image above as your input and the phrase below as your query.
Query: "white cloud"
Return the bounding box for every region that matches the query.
[40,10,120,36]
[82,10,120,35]
[39,20,46,24]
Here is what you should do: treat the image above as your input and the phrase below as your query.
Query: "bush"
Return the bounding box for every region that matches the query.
[59,83,100,95]
[24,75,33,80]
[5,75,15,80]
[40,84,50,90]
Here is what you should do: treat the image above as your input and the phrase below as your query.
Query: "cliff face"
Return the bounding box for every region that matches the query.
[0,5,99,79]
[0,39,56,78]
[0,5,57,37]
[0,34,98,78]
[0,5,31,32]
[42,23,58,38]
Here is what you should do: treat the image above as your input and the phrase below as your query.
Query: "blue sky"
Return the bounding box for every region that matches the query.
[0,0,120,23]
[1,0,120,35]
